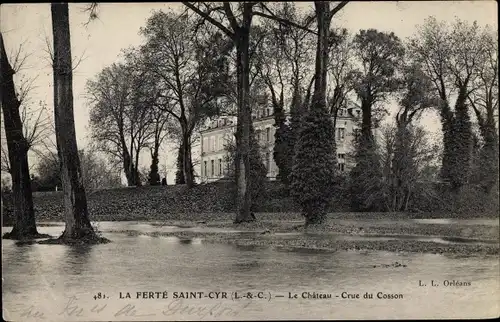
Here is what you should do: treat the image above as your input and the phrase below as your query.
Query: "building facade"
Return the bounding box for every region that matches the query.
[199,104,361,183]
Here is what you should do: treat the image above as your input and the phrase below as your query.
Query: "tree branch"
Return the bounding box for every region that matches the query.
[182,2,234,38]
[329,1,349,19]
[223,2,239,31]
[252,11,318,36]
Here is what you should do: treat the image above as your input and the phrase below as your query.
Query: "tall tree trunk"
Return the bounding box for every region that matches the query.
[182,128,194,188]
[299,1,335,226]
[175,142,186,184]
[133,145,141,186]
[392,123,411,211]
[121,136,135,186]
[233,10,253,224]
[148,141,160,186]
[440,87,472,193]
[0,33,40,240]
[51,3,96,240]
[311,2,331,111]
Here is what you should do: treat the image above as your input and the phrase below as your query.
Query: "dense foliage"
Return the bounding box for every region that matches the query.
[290,105,337,225]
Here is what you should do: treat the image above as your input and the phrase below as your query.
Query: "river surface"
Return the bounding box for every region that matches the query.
[2,221,499,320]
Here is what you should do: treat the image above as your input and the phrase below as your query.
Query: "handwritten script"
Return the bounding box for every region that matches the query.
[10,295,253,320]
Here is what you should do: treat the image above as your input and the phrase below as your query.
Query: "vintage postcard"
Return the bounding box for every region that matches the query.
[1,1,499,321]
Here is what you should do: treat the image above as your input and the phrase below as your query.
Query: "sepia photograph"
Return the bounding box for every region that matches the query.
[1,1,499,320]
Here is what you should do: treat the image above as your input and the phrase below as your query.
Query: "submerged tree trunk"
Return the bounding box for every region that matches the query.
[51,3,97,241]
[0,33,41,240]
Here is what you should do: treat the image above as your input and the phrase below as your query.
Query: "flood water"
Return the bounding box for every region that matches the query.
[2,222,499,320]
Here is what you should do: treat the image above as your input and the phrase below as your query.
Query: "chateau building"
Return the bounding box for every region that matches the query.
[199,103,362,183]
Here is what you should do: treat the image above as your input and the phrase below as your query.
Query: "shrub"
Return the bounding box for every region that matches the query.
[290,105,337,225]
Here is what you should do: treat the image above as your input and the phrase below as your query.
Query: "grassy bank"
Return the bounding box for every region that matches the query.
[2,182,498,257]
[1,182,498,225]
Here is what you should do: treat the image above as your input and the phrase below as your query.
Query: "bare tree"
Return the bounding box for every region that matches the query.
[51,3,100,242]
[379,123,440,211]
[87,61,154,186]
[0,41,52,175]
[138,11,230,189]
[0,32,43,240]
[79,149,122,193]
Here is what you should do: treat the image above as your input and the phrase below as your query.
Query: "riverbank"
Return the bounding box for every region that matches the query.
[2,184,498,256]
[27,216,498,257]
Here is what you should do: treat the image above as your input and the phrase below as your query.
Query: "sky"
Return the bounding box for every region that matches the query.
[0,1,497,184]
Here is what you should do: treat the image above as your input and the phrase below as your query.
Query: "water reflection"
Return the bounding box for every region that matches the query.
[232,244,268,252]
[179,238,193,245]
[412,218,499,226]
[63,245,94,275]
[1,222,499,320]
[232,259,261,271]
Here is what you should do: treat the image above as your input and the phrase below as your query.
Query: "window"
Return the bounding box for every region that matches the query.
[338,163,345,172]
[218,159,222,177]
[338,153,345,160]
[265,152,271,172]
[266,128,271,142]
[202,137,208,153]
[203,161,207,177]
[211,160,215,177]
[337,128,345,141]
